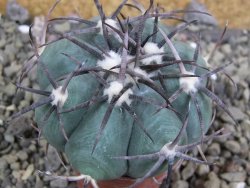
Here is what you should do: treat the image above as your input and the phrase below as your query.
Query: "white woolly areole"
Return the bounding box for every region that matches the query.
[51,86,68,107]
[97,51,121,72]
[142,42,164,65]
[161,144,177,159]
[97,19,118,33]
[179,70,200,93]
[103,81,133,106]
[96,19,121,41]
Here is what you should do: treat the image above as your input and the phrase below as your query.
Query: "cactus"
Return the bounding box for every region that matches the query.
[10,0,237,187]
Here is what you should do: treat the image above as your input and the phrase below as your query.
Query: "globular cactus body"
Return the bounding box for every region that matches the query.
[34,18,211,181]
[11,1,237,187]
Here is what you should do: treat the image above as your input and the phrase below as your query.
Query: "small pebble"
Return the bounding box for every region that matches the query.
[171,170,181,181]
[3,84,16,96]
[242,120,250,140]
[247,177,250,186]
[28,144,37,152]
[220,172,246,182]
[21,161,29,169]
[221,44,232,54]
[181,162,196,180]
[12,170,21,179]
[225,140,241,154]
[0,158,8,178]
[35,175,44,188]
[0,51,8,65]
[22,164,34,180]
[196,165,209,176]
[0,158,8,169]
[229,182,246,188]
[15,181,24,188]
[14,38,24,49]
[239,137,248,156]
[17,150,28,161]
[4,44,17,61]
[6,1,29,23]
[4,134,14,143]
[213,51,225,63]
[207,142,221,156]
[18,25,30,34]
[221,180,230,188]
[3,21,16,33]
[4,154,18,164]
[0,37,7,48]
[50,179,68,188]
[243,88,249,102]
[10,162,20,170]
[6,104,16,111]
[184,0,218,26]
[4,64,22,78]
[222,150,232,158]
[204,172,221,188]
[228,107,246,121]
[172,180,189,188]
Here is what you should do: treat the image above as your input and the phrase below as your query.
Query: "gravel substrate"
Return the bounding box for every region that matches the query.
[0,11,250,188]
